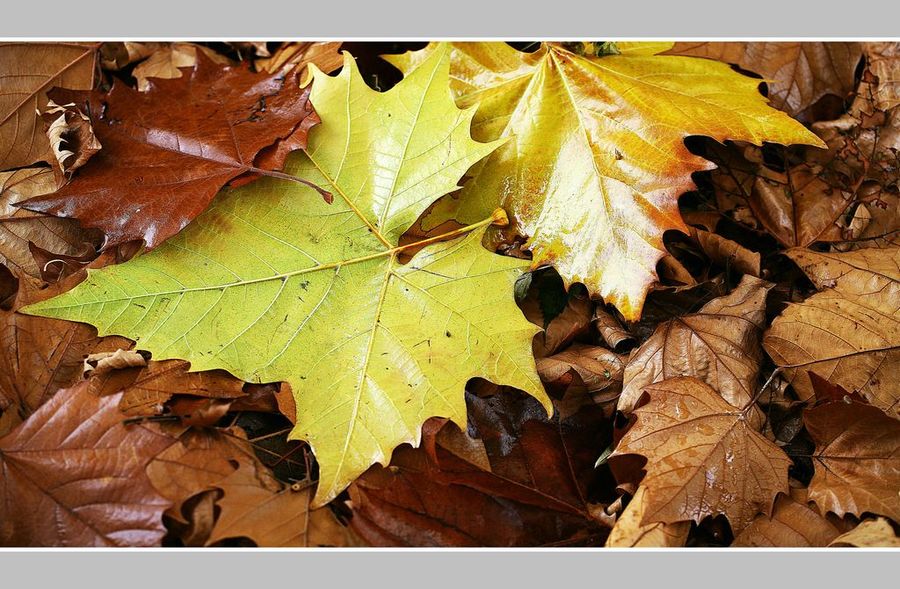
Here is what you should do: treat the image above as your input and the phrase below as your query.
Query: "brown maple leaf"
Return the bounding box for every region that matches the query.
[0,280,129,436]
[620,275,773,416]
[349,389,610,547]
[610,377,791,533]
[0,381,174,546]
[731,493,841,547]
[0,42,98,171]
[18,55,327,249]
[804,399,900,522]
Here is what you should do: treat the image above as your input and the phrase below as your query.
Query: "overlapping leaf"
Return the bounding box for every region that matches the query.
[22,45,551,506]
[19,55,322,249]
[386,42,823,319]
[764,247,899,416]
[610,377,791,532]
[0,382,174,546]
[0,42,98,171]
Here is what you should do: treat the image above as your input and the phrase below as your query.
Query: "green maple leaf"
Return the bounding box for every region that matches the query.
[22,44,551,505]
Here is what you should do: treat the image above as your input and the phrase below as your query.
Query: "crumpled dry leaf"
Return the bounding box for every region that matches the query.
[690,227,761,277]
[591,307,634,351]
[829,517,900,547]
[19,56,322,250]
[620,275,773,416]
[0,382,175,546]
[805,399,900,522]
[731,494,840,547]
[256,41,344,81]
[42,100,101,179]
[87,358,247,417]
[536,343,626,397]
[611,377,791,532]
[605,485,690,547]
[0,42,98,171]
[0,167,100,280]
[667,42,862,118]
[131,43,231,92]
[764,247,899,417]
[521,287,593,358]
[206,462,357,547]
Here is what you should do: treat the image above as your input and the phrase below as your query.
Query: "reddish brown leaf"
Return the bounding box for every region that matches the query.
[0,382,174,546]
[349,391,610,547]
[611,377,791,532]
[19,56,323,249]
[805,399,900,522]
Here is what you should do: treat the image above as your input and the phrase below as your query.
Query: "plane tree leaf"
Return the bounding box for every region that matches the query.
[666,42,863,118]
[763,246,899,417]
[21,44,551,506]
[0,381,175,546]
[385,42,823,320]
[619,275,772,416]
[804,399,900,522]
[0,42,98,171]
[610,377,791,532]
[731,494,841,547]
[19,55,323,250]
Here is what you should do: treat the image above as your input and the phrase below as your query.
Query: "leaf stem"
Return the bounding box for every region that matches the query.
[246,166,334,203]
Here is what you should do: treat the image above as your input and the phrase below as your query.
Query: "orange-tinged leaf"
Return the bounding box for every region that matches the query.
[386,42,823,319]
[605,485,690,547]
[610,377,791,532]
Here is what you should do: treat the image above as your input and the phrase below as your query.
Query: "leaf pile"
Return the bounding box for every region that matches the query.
[1,40,898,548]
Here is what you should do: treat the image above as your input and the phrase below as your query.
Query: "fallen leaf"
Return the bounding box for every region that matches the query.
[591,307,634,350]
[350,391,609,547]
[521,287,594,358]
[804,399,900,522]
[0,42,98,171]
[605,486,690,547]
[88,359,247,417]
[130,43,231,92]
[99,42,164,70]
[207,462,356,547]
[764,247,899,416]
[751,166,854,248]
[146,427,254,523]
[620,275,773,415]
[256,41,344,79]
[386,42,822,320]
[536,343,626,396]
[667,42,862,118]
[690,227,761,277]
[0,382,174,546]
[0,281,128,436]
[829,518,900,547]
[731,494,840,547]
[0,167,100,280]
[611,377,791,532]
[42,100,102,179]
[22,45,550,506]
[19,55,322,249]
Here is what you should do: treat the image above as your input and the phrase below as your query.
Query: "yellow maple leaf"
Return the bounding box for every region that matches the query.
[386,42,825,319]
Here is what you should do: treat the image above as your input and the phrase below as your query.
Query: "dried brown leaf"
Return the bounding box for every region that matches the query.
[611,377,791,532]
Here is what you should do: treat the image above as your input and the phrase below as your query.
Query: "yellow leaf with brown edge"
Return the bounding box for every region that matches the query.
[385,42,824,320]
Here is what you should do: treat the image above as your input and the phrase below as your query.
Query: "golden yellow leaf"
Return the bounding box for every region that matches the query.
[386,42,823,320]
